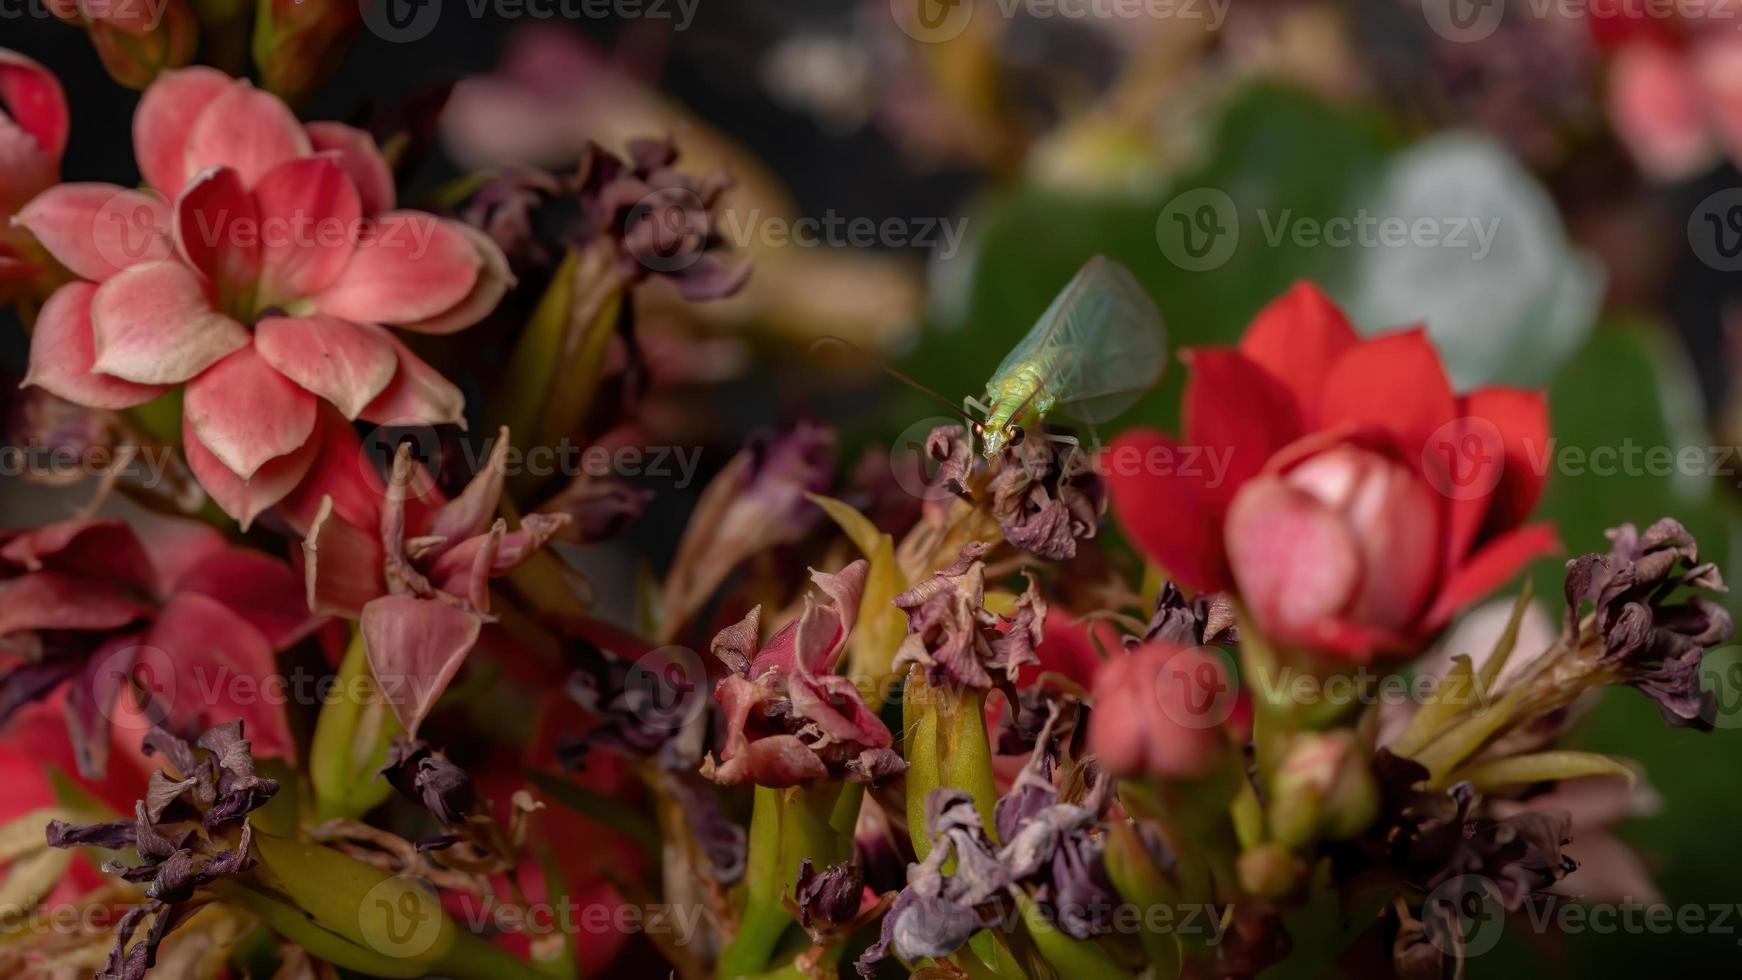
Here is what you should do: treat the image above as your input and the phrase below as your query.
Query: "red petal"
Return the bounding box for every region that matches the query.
[302,495,387,618]
[252,155,361,305]
[1237,281,1359,423]
[173,167,260,305]
[356,326,468,428]
[182,413,318,530]
[255,315,398,420]
[1423,523,1560,629]
[312,212,481,325]
[1462,387,1550,538]
[173,548,323,650]
[396,221,514,335]
[180,81,311,189]
[145,592,296,763]
[0,49,68,161]
[184,345,318,480]
[1,517,157,595]
[1104,429,1231,592]
[24,283,170,409]
[0,572,153,634]
[14,184,172,281]
[1181,347,1301,510]
[131,67,233,196]
[306,121,395,215]
[89,260,249,384]
[360,594,482,735]
[1318,328,1457,460]
[275,410,391,536]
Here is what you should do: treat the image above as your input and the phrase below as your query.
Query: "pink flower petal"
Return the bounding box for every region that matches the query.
[131,66,233,195]
[253,155,362,305]
[184,344,319,480]
[306,121,395,215]
[183,415,320,530]
[302,495,387,618]
[0,49,68,161]
[424,426,509,543]
[1608,40,1714,182]
[173,167,260,306]
[275,410,389,536]
[312,212,481,325]
[14,183,172,282]
[173,548,323,650]
[89,259,249,384]
[396,220,514,335]
[0,572,154,635]
[1224,474,1362,651]
[145,592,297,763]
[181,81,311,190]
[360,594,482,735]
[24,282,170,409]
[357,325,468,428]
[1,517,158,595]
[255,314,398,420]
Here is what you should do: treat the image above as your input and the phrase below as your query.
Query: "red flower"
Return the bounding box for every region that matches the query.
[1088,643,1232,780]
[1106,283,1557,661]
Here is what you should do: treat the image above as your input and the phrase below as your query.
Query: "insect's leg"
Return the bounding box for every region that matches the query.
[1044,431,1081,477]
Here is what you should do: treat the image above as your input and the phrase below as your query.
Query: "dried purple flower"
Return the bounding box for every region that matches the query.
[46,720,276,980]
[892,542,1045,690]
[923,425,1107,560]
[562,643,706,770]
[793,858,864,931]
[1565,518,1733,727]
[381,737,477,829]
[1132,582,1239,649]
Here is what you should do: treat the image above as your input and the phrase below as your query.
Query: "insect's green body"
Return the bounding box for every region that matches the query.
[972,255,1168,458]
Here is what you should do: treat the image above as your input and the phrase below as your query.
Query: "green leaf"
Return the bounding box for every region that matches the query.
[309,630,403,822]
[1450,751,1637,792]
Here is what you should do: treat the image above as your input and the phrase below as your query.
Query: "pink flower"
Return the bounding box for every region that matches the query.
[0,49,67,284]
[1592,3,1742,180]
[16,67,510,527]
[0,516,320,779]
[1087,643,1232,780]
[1107,283,1558,661]
[295,425,569,735]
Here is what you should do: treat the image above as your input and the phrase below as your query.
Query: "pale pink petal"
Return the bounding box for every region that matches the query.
[356,325,467,428]
[183,415,318,530]
[13,183,172,282]
[89,260,249,384]
[24,282,169,409]
[305,121,395,215]
[173,167,260,305]
[396,220,514,335]
[312,212,481,325]
[184,345,319,480]
[173,548,323,650]
[302,495,387,618]
[255,314,397,420]
[131,66,233,195]
[253,155,361,304]
[360,594,482,735]
[181,81,311,190]
[1224,475,1362,649]
[424,426,509,543]
[1608,41,1715,181]
[1693,35,1742,175]
[146,592,296,763]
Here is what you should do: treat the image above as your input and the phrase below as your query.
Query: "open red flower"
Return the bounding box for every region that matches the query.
[1106,283,1557,661]
[16,67,510,526]
[0,516,319,778]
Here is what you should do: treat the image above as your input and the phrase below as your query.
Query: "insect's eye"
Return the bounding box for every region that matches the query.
[1007,427,1025,446]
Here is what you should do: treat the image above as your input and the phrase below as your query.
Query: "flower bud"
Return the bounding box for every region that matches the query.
[86,0,198,90]
[1089,643,1233,780]
[1266,730,1379,848]
[1225,443,1440,653]
[253,0,363,103]
[1236,843,1301,898]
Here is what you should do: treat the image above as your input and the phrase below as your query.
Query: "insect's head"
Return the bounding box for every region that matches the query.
[980,423,1024,458]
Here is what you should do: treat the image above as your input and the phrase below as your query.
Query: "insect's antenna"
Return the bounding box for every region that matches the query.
[808,336,976,423]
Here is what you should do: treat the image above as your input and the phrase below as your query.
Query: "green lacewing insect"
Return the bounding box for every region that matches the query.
[814,254,1166,460]
[970,255,1167,457]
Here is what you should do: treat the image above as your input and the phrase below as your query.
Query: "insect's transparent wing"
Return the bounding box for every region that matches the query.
[991,256,1168,424]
